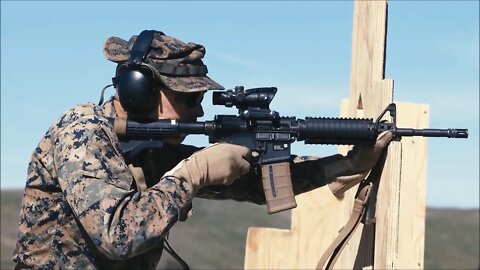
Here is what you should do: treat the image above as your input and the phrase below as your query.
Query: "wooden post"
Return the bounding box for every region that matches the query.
[244,1,428,269]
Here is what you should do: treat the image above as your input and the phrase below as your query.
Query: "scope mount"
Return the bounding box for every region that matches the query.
[213,86,281,127]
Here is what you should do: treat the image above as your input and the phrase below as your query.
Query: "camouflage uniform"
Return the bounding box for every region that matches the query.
[13,32,328,269]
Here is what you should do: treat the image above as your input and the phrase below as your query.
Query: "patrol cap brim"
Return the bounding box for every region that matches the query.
[157,73,224,92]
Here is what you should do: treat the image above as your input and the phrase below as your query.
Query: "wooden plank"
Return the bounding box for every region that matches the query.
[393,102,428,269]
[347,0,389,115]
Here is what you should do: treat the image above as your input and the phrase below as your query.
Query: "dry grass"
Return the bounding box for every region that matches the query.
[1,189,478,269]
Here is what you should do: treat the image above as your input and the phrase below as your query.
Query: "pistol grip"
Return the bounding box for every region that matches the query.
[261,162,297,214]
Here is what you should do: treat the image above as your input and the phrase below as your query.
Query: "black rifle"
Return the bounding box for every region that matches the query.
[111,86,468,214]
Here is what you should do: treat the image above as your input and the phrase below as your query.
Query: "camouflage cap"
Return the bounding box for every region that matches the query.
[103,31,224,92]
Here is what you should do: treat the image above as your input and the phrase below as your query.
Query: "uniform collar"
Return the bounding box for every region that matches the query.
[102,97,117,118]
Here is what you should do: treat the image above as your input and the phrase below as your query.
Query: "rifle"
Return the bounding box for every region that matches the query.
[111,86,468,214]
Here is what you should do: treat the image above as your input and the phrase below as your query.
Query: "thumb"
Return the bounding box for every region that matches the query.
[375,131,393,149]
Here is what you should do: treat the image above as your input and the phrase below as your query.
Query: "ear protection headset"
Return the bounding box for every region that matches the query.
[113,30,164,116]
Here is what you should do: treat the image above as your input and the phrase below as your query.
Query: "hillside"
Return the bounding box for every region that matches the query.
[1,189,478,269]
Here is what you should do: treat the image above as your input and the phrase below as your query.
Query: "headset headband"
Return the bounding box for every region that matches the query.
[129,30,164,65]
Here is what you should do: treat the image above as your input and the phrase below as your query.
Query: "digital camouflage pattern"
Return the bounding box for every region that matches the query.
[13,101,193,269]
[14,99,328,269]
[104,32,224,93]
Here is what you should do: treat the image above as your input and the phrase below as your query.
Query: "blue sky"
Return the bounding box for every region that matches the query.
[1,1,478,208]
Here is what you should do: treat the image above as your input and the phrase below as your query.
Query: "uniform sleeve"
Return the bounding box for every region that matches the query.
[195,155,328,204]
[54,114,193,260]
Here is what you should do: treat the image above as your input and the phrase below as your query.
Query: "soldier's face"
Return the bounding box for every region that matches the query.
[157,87,205,122]
[155,88,205,144]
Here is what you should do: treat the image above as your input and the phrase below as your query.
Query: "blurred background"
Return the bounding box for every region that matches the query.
[1,1,478,269]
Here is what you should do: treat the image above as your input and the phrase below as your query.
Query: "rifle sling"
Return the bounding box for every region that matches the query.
[128,164,148,192]
[127,165,190,269]
[316,150,388,270]
[316,183,372,270]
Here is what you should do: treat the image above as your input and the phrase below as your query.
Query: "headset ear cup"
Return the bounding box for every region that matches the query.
[116,66,159,115]
[113,30,160,117]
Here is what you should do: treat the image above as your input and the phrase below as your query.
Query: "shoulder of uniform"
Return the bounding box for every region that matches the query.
[52,102,112,133]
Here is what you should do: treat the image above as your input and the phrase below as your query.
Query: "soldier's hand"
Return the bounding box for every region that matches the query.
[323,131,393,196]
[163,143,252,195]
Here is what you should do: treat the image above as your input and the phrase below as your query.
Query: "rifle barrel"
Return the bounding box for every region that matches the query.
[395,128,468,138]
